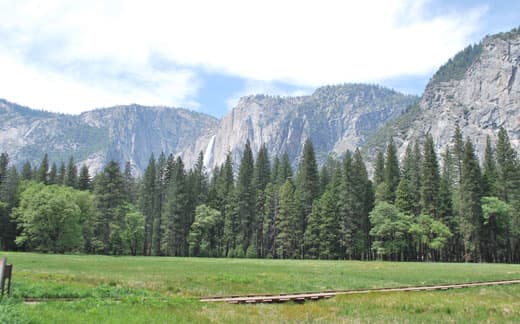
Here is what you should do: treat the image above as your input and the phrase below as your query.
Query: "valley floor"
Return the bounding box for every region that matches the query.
[1,253,519,323]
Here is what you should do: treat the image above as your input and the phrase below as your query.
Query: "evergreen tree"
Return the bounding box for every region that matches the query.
[93,161,127,254]
[271,156,280,184]
[37,153,49,184]
[453,123,464,186]
[439,148,454,223]
[496,128,519,202]
[383,138,400,203]
[400,142,422,215]
[236,140,256,253]
[162,157,190,256]
[21,161,32,180]
[0,153,8,185]
[395,177,414,215]
[420,135,440,218]
[275,180,298,258]
[0,166,19,250]
[262,182,278,258]
[65,156,78,188]
[124,161,136,201]
[352,150,374,259]
[48,162,58,185]
[190,151,208,206]
[254,144,271,192]
[220,152,236,256]
[304,202,321,259]
[139,155,157,255]
[277,152,293,185]
[57,161,66,185]
[153,152,167,255]
[374,151,385,186]
[459,139,483,262]
[253,144,271,256]
[495,128,520,262]
[482,136,498,197]
[318,180,341,259]
[297,139,319,235]
[78,165,92,191]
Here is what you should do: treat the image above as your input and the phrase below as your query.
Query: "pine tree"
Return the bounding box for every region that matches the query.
[78,165,92,191]
[318,180,341,259]
[262,182,278,258]
[339,151,353,258]
[152,152,167,255]
[191,151,208,206]
[496,127,518,202]
[93,161,127,254]
[384,138,400,203]
[253,144,271,256]
[57,161,66,185]
[297,138,319,235]
[304,202,321,259]
[396,177,414,215]
[65,156,78,188]
[275,180,298,258]
[254,144,271,192]
[0,165,19,250]
[37,153,49,184]
[374,151,385,186]
[482,136,498,197]
[162,157,190,256]
[439,147,454,223]
[236,140,256,253]
[351,150,373,259]
[271,157,280,184]
[48,162,58,185]
[21,161,32,180]
[453,123,464,186]
[220,152,236,256]
[421,135,440,218]
[140,155,157,255]
[459,139,483,262]
[277,152,293,185]
[401,142,422,215]
[0,153,8,186]
[124,161,136,201]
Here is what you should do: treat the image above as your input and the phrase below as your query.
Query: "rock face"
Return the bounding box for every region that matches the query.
[202,84,417,170]
[0,101,218,174]
[0,85,417,174]
[385,30,520,159]
[4,29,518,175]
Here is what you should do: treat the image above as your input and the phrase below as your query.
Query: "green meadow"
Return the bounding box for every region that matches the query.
[1,252,520,323]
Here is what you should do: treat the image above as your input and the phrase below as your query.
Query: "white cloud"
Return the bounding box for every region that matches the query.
[0,0,486,113]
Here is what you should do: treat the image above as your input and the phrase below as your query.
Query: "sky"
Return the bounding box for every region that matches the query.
[0,0,518,118]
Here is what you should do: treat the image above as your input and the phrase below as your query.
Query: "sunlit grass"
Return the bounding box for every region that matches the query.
[1,252,519,323]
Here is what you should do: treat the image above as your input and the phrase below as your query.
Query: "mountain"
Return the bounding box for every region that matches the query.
[0,85,417,174]
[366,28,520,159]
[4,27,519,174]
[200,84,418,170]
[0,100,218,174]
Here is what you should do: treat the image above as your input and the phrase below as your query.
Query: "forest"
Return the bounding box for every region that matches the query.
[0,126,519,263]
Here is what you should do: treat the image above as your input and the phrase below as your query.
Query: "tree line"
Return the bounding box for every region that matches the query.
[0,126,518,262]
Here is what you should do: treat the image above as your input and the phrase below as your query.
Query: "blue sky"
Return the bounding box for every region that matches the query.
[0,0,518,118]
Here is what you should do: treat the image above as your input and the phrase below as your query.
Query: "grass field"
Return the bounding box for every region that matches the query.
[1,252,520,323]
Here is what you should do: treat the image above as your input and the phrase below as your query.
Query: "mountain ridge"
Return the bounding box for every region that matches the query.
[2,27,520,174]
